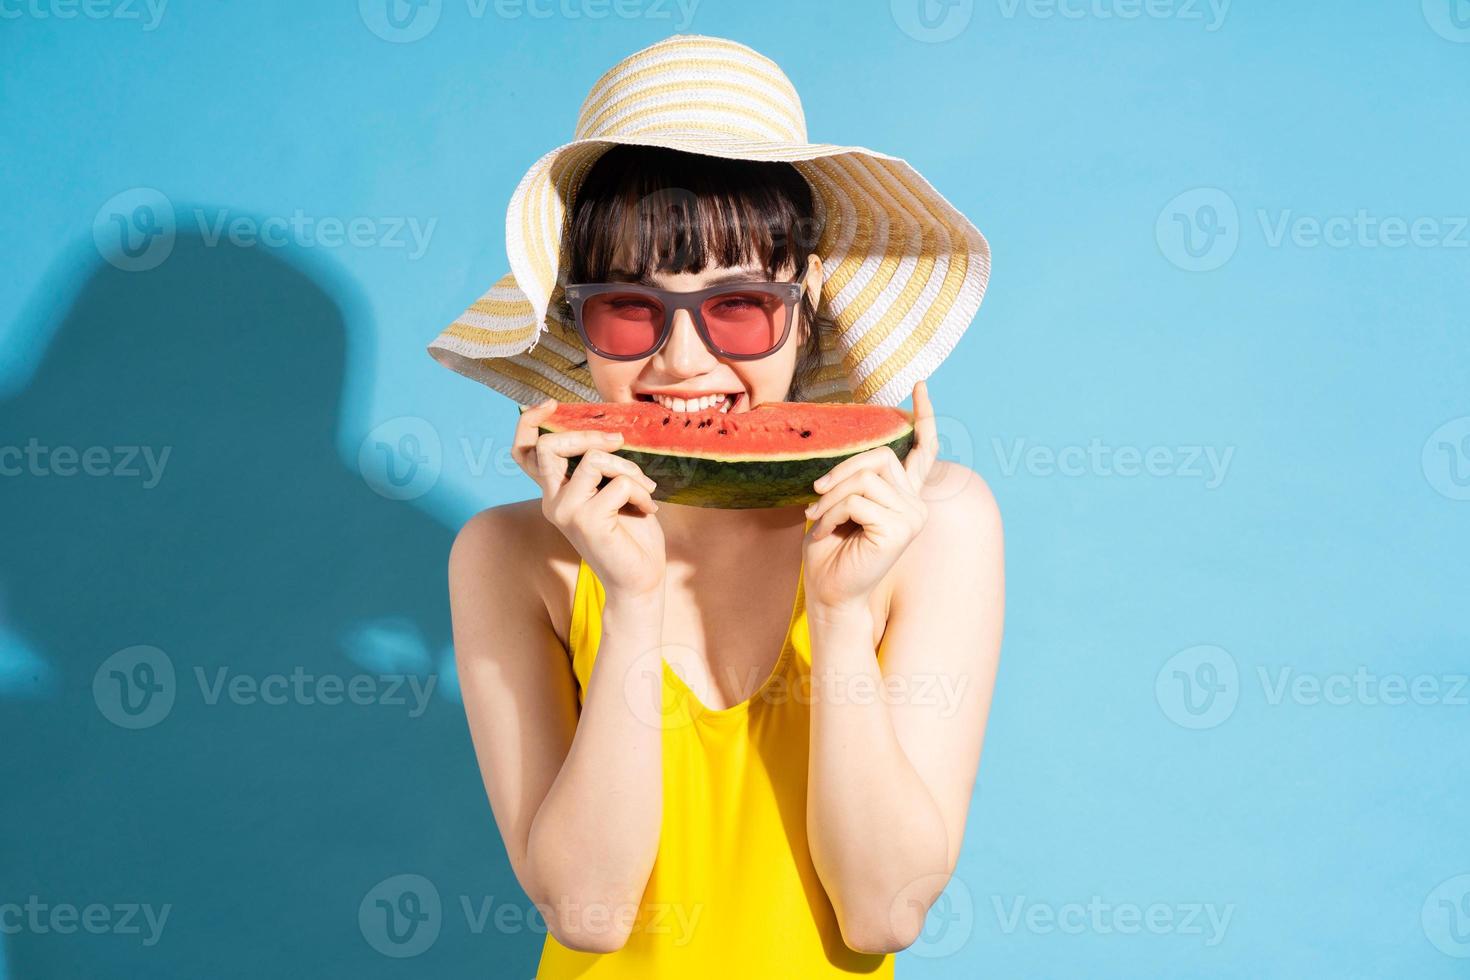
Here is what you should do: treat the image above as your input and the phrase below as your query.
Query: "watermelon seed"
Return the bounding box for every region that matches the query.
[800,430,811,438]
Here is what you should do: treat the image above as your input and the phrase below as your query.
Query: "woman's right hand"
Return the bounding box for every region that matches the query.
[513,398,665,601]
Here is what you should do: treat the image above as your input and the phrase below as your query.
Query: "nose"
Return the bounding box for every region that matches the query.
[657,307,718,377]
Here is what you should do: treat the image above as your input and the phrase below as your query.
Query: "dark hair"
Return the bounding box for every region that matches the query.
[560,144,832,401]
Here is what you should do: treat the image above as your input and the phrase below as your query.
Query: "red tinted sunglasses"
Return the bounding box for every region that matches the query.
[563,278,806,361]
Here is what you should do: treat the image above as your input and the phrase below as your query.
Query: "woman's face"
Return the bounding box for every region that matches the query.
[583,254,822,414]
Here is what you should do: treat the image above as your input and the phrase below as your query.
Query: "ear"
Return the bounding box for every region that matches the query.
[798,253,824,344]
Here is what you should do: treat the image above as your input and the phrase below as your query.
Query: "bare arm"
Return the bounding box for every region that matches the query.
[451,506,666,953]
[805,463,1005,953]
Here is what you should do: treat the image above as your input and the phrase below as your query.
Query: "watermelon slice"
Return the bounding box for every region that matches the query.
[537,401,916,509]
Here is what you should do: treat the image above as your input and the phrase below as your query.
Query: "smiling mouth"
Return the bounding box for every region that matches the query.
[636,391,749,414]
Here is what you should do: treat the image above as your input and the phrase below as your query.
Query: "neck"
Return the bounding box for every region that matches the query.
[656,502,808,561]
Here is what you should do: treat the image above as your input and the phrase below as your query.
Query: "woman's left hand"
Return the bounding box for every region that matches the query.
[802,380,940,614]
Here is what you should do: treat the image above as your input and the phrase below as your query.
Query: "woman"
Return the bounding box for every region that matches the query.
[430,35,1004,978]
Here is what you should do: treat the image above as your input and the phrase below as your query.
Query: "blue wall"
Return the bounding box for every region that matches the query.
[2,1,1467,976]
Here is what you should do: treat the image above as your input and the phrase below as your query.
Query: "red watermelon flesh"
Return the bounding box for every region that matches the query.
[537,401,916,509]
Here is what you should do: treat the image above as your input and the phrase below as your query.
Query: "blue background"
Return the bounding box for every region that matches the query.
[3,1,1468,976]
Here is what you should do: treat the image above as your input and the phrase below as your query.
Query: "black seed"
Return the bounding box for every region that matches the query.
[661,417,670,425]
[800,430,811,438]
[683,419,691,427]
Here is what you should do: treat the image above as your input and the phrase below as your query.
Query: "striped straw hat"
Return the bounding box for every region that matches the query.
[427,33,990,408]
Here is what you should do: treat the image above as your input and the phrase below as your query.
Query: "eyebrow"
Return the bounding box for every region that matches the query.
[606,267,768,288]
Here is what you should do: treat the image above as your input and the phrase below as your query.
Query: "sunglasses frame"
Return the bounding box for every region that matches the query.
[562,278,807,362]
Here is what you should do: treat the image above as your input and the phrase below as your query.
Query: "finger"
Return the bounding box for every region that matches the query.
[534,430,624,496]
[812,492,899,540]
[808,468,911,523]
[881,444,917,496]
[583,474,658,524]
[561,449,657,504]
[512,398,560,473]
[812,445,901,496]
[904,380,940,488]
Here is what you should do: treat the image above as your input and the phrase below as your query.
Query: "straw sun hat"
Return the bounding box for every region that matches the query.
[426,33,990,408]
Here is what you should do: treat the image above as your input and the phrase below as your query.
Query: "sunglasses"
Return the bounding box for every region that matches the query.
[563,278,806,361]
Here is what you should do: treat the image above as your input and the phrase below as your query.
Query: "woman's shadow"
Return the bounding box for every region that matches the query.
[0,227,540,978]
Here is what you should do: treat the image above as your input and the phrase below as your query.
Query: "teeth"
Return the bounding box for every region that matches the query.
[649,393,735,413]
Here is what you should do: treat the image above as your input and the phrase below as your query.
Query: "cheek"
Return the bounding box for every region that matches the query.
[735,348,800,397]
[586,356,646,399]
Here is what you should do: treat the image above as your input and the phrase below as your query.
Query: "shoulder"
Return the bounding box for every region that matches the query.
[920,460,1002,541]
[448,498,580,643]
[902,460,1003,578]
[450,499,537,573]
[449,498,575,593]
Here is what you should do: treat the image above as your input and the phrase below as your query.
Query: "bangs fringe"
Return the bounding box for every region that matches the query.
[567,145,818,283]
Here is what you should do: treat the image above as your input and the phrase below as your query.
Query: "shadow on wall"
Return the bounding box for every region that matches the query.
[0,228,537,978]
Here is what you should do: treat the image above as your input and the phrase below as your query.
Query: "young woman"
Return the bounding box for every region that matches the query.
[432,36,1003,979]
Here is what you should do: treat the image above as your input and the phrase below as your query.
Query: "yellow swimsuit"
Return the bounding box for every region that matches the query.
[536,519,894,978]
